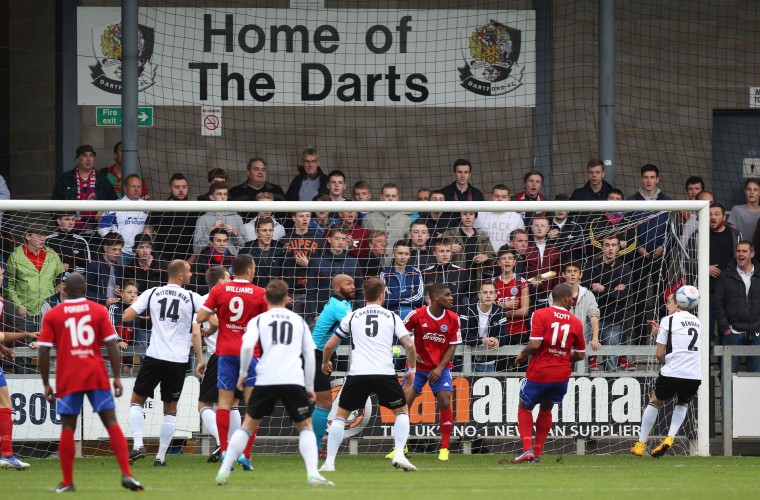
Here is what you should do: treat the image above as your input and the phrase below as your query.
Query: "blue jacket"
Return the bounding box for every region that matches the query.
[379,265,424,315]
[628,190,672,252]
[85,255,123,306]
[306,250,359,315]
[312,294,352,351]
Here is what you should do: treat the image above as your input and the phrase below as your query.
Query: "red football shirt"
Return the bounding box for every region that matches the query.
[493,274,529,335]
[201,279,268,357]
[404,306,461,372]
[38,298,117,397]
[526,305,585,384]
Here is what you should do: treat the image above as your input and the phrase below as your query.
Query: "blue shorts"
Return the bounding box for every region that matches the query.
[0,366,6,388]
[519,379,569,407]
[407,368,453,395]
[217,355,257,391]
[57,389,116,415]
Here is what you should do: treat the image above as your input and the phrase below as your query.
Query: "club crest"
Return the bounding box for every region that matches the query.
[459,20,524,96]
[89,20,157,95]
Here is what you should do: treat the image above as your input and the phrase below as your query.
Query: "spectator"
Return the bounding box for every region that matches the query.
[549,262,601,370]
[280,211,320,318]
[570,159,613,202]
[331,211,370,259]
[421,237,467,306]
[305,226,359,321]
[122,233,164,293]
[627,164,672,343]
[197,168,228,201]
[681,190,715,277]
[511,170,546,226]
[107,278,139,375]
[360,230,388,280]
[45,211,91,273]
[442,211,496,304]
[492,247,530,370]
[524,215,561,309]
[440,159,485,202]
[286,147,329,201]
[241,191,286,242]
[146,173,199,262]
[728,178,760,243]
[100,141,150,199]
[582,235,634,372]
[420,190,453,237]
[362,183,412,263]
[0,174,9,232]
[587,189,637,263]
[308,193,336,238]
[194,228,235,295]
[473,184,525,253]
[7,222,64,370]
[98,174,149,265]
[326,170,347,202]
[193,181,245,255]
[39,271,68,318]
[379,240,424,318]
[240,216,287,288]
[547,194,584,264]
[228,157,286,202]
[508,228,530,275]
[680,175,706,226]
[715,241,760,373]
[352,180,373,221]
[408,219,434,270]
[409,188,432,222]
[459,281,507,373]
[85,231,124,306]
[52,144,117,234]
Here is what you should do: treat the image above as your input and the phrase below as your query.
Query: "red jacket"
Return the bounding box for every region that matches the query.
[524,243,561,294]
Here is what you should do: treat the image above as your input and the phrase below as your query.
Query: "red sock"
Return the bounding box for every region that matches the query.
[439,407,453,449]
[517,407,534,452]
[217,409,230,452]
[0,407,13,456]
[534,411,553,458]
[107,424,132,476]
[59,428,76,486]
[243,427,258,459]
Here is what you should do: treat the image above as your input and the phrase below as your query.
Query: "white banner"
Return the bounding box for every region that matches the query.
[77,7,535,107]
[7,377,200,441]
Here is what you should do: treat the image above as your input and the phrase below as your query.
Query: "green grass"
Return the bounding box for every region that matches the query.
[3,454,760,499]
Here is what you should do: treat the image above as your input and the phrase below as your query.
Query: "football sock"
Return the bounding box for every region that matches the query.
[439,407,453,449]
[0,407,13,456]
[220,428,250,475]
[59,428,76,486]
[107,424,132,476]
[517,407,534,452]
[129,404,145,449]
[243,427,258,459]
[312,406,330,450]
[200,407,220,445]
[668,404,689,437]
[394,412,410,458]
[216,408,230,452]
[639,403,660,442]
[298,428,319,477]
[156,414,176,461]
[534,411,553,458]
[230,407,242,435]
[325,418,346,466]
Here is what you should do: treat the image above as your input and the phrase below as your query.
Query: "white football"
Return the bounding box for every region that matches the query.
[675,285,700,311]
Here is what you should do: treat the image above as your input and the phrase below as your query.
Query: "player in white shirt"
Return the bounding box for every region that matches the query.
[122,260,206,466]
[319,278,418,473]
[631,289,703,459]
[215,280,333,487]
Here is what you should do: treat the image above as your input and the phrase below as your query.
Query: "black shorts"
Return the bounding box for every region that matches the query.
[338,375,406,412]
[198,354,244,404]
[246,385,311,423]
[654,374,701,405]
[134,356,188,403]
[314,349,335,393]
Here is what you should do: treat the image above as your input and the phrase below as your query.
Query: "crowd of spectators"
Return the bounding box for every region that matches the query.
[0,148,756,374]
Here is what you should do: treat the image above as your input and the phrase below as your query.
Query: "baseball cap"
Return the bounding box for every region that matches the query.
[75,145,96,158]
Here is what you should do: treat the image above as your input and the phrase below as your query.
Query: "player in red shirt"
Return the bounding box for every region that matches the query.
[400,282,461,461]
[196,254,267,470]
[513,283,585,464]
[37,273,143,492]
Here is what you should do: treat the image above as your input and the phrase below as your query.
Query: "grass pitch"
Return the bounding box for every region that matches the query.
[3,453,759,499]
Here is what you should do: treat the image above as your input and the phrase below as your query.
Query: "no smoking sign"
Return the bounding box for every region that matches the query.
[201,105,222,136]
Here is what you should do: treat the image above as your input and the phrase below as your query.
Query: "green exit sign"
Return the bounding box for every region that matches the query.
[96,107,154,127]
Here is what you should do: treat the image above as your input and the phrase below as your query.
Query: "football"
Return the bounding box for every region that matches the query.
[675,285,700,311]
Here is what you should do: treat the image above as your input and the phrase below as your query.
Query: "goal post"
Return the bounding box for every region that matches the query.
[0,199,710,457]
